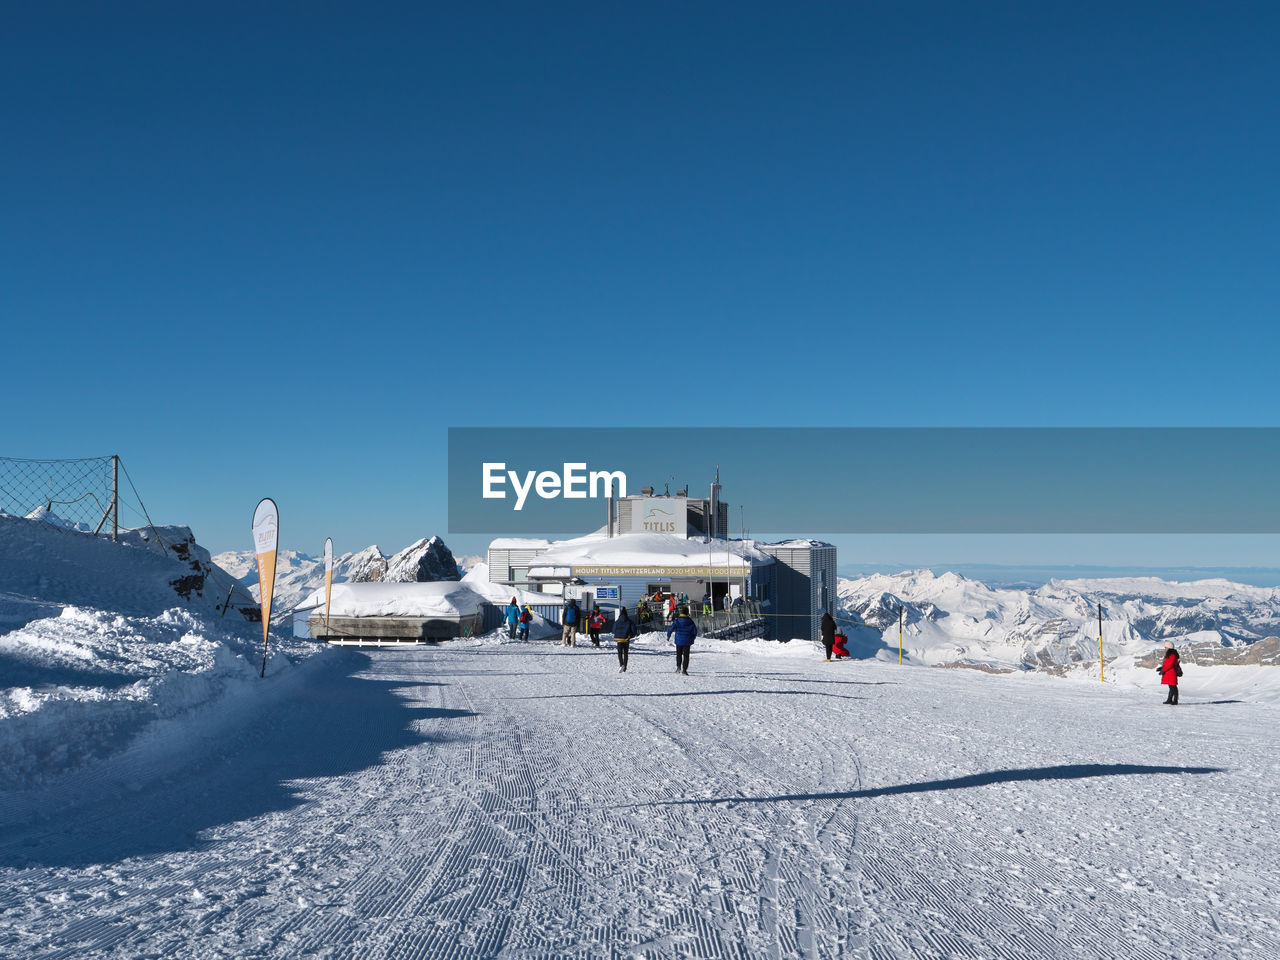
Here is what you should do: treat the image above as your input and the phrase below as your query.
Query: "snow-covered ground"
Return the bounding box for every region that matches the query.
[2,632,1277,959]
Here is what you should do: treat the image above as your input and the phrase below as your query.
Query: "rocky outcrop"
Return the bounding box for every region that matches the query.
[1135,636,1280,668]
[344,545,389,583]
[384,536,461,583]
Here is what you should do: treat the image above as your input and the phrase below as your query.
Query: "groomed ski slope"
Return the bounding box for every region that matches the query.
[2,637,1277,959]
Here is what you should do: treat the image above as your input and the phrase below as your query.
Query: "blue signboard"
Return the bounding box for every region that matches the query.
[594,585,620,601]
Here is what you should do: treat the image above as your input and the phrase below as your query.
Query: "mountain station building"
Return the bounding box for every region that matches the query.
[486,486,836,643]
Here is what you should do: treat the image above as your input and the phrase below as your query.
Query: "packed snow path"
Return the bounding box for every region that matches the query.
[2,642,1277,959]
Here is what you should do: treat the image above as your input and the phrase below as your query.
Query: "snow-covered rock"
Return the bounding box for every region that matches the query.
[383,536,461,583]
[1,514,253,630]
[344,544,389,583]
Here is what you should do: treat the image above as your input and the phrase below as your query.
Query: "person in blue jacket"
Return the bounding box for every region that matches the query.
[504,597,521,640]
[562,598,580,646]
[666,605,698,675]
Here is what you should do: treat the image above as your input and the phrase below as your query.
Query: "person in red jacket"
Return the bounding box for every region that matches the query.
[1158,642,1182,705]
[832,631,850,659]
[588,607,607,647]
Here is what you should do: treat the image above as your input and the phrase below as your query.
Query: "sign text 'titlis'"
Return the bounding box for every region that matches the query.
[482,463,627,511]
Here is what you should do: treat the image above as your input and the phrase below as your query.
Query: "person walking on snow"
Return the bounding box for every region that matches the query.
[667,605,698,675]
[562,598,579,647]
[612,605,636,672]
[1159,642,1183,705]
[504,597,521,640]
[517,605,532,641]
[588,607,606,647]
[820,610,837,661]
[832,630,850,659]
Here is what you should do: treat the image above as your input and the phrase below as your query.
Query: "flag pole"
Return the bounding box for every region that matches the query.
[1098,602,1105,683]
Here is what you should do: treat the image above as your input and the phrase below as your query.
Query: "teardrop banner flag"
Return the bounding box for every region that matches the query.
[252,498,279,678]
[323,537,334,628]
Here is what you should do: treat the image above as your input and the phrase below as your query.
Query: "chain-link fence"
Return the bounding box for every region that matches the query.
[0,453,269,622]
[0,455,118,536]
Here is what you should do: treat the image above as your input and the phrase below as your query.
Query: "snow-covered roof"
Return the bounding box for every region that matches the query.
[531,533,772,570]
[488,538,553,550]
[307,582,486,619]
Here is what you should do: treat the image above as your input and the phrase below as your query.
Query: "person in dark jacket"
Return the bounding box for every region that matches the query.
[562,599,579,647]
[504,598,521,640]
[1159,642,1182,704]
[667,605,698,675]
[820,611,837,661]
[612,605,636,672]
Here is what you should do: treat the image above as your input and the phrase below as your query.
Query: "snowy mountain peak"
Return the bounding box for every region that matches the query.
[344,545,389,583]
[383,536,461,583]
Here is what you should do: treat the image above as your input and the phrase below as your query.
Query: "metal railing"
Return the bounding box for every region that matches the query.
[632,599,765,637]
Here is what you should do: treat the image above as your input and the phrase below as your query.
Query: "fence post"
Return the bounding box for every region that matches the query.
[220,581,236,618]
[111,455,119,541]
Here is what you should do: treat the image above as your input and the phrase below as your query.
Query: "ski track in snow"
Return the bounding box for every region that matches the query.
[1,644,1277,959]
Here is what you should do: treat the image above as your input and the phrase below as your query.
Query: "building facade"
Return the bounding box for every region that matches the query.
[487,490,836,644]
[757,541,838,644]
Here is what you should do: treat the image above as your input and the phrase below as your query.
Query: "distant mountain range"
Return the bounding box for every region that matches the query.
[213,536,475,613]
[837,568,1280,670]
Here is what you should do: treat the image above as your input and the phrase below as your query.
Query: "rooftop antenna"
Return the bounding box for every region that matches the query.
[665,475,674,496]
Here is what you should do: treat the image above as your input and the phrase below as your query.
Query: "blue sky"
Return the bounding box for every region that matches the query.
[3,2,1279,573]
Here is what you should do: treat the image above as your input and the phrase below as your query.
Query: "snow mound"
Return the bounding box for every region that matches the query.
[0,606,311,789]
[0,513,251,630]
[0,513,319,792]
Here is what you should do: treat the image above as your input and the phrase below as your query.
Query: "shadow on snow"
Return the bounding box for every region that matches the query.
[0,650,150,690]
[0,651,472,869]
[632,763,1226,807]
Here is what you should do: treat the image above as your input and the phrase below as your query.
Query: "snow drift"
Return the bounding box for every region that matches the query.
[0,514,318,791]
